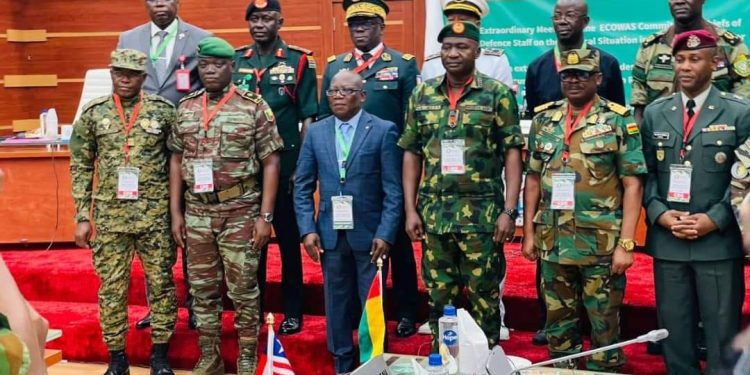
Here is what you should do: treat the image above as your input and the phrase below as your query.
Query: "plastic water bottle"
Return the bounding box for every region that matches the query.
[438,305,459,359]
[426,353,448,375]
[45,108,59,139]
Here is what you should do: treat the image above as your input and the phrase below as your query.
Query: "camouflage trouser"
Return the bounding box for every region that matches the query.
[92,229,177,350]
[0,314,30,375]
[423,232,504,349]
[185,213,260,339]
[541,260,626,371]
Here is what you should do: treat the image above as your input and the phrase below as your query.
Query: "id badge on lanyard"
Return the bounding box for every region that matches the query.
[176,55,191,92]
[332,195,354,230]
[441,139,466,175]
[192,159,214,193]
[667,164,692,203]
[117,167,140,200]
[551,172,576,210]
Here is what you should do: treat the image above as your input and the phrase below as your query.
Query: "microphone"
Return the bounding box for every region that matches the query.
[505,329,669,375]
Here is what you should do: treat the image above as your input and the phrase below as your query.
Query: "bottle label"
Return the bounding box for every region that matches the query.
[442,329,458,346]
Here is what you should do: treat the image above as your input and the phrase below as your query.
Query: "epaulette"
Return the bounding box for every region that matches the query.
[424,53,440,61]
[343,53,353,63]
[82,95,111,113]
[650,92,676,106]
[288,44,313,55]
[721,30,741,46]
[607,101,630,116]
[641,32,661,48]
[484,48,505,57]
[237,88,263,103]
[179,89,205,104]
[402,53,415,61]
[719,91,750,104]
[234,44,251,52]
[327,55,337,63]
[533,100,562,114]
[145,93,175,108]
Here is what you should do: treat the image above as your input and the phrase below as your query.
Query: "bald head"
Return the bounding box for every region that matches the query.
[553,0,590,45]
[328,70,366,121]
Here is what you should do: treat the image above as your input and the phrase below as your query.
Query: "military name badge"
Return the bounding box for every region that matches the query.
[441,139,465,175]
[192,159,214,193]
[732,161,749,179]
[551,172,576,210]
[733,54,750,78]
[667,164,692,203]
[332,195,354,230]
[116,167,140,200]
[375,67,399,81]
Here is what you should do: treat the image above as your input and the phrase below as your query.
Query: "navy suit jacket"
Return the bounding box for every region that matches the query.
[294,111,403,251]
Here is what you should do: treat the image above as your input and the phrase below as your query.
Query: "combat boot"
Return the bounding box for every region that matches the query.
[150,343,174,375]
[103,350,130,375]
[192,336,224,375]
[236,338,258,375]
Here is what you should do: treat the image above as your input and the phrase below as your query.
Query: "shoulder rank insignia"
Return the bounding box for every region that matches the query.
[343,53,353,63]
[382,52,392,62]
[484,49,505,57]
[327,55,337,63]
[179,89,205,104]
[82,95,111,113]
[722,30,740,46]
[642,33,658,47]
[234,44,251,52]
[288,44,313,55]
[607,102,630,116]
[533,101,557,114]
[306,55,317,69]
[402,53,415,61]
[424,53,440,61]
[238,89,262,103]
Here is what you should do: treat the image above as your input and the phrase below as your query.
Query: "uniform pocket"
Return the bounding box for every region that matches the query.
[580,132,617,180]
[532,210,555,251]
[701,131,736,173]
[220,122,255,159]
[654,135,676,172]
[373,80,399,91]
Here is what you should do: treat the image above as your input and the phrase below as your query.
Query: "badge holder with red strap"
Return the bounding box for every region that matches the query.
[114,93,144,200]
[176,55,191,92]
[192,86,237,194]
[441,76,473,175]
[551,101,594,210]
[667,107,699,203]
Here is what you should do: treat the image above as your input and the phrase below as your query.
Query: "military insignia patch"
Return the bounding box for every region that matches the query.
[140,118,151,130]
[656,149,665,161]
[255,0,268,8]
[264,108,275,121]
[567,52,580,65]
[733,54,750,78]
[715,152,728,164]
[732,161,749,179]
[627,123,639,135]
[270,64,294,75]
[381,52,392,62]
[452,22,465,34]
[687,35,701,48]
[655,53,672,66]
[101,118,111,127]
[307,56,317,69]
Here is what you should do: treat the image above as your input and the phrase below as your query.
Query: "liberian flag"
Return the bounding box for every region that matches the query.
[358,269,385,362]
[256,325,295,375]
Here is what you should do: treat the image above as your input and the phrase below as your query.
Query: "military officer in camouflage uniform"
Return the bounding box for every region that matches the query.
[321,0,421,337]
[641,30,750,374]
[631,0,750,124]
[522,48,646,371]
[232,0,318,335]
[400,22,524,348]
[70,49,177,375]
[731,139,750,250]
[168,37,283,375]
[421,0,513,87]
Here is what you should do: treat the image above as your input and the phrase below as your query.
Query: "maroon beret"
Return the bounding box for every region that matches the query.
[672,29,718,54]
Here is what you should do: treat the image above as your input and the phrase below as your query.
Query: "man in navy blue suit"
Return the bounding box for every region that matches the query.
[294,70,403,374]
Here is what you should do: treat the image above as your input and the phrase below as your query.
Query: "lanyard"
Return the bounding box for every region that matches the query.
[680,108,701,159]
[446,76,474,126]
[352,49,384,74]
[554,43,588,72]
[202,86,237,132]
[150,23,178,63]
[335,124,354,182]
[562,100,595,163]
[113,92,144,164]
[253,68,268,95]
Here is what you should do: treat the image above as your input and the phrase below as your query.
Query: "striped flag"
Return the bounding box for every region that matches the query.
[256,325,295,375]
[358,269,385,363]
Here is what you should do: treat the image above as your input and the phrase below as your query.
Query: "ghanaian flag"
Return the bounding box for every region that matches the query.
[358,270,385,362]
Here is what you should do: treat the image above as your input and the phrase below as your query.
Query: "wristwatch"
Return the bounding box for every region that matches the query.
[262,212,274,223]
[501,208,519,220]
[618,238,636,252]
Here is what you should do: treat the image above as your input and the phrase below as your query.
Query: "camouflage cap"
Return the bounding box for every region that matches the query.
[559,48,600,72]
[197,37,235,59]
[110,49,147,72]
[438,21,480,43]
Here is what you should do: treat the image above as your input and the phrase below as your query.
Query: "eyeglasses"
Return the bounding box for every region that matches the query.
[560,70,597,82]
[348,19,381,30]
[146,0,175,4]
[325,88,363,97]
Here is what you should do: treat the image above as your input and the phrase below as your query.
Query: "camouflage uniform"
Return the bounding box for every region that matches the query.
[398,71,524,348]
[527,89,647,369]
[631,26,750,107]
[0,313,30,375]
[731,139,750,230]
[70,67,178,351]
[168,84,283,343]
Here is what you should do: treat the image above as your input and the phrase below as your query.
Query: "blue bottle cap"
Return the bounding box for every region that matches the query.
[428,353,442,366]
[443,305,457,316]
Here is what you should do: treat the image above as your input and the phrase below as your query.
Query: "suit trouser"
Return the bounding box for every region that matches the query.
[322,232,384,374]
[389,224,418,321]
[258,183,303,319]
[92,229,177,350]
[654,258,745,375]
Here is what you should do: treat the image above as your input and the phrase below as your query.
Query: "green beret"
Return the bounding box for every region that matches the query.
[197,37,235,59]
[110,49,147,72]
[438,21,480,43]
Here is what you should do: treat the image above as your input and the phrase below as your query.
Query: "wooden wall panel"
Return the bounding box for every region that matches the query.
[0,0,423,127]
